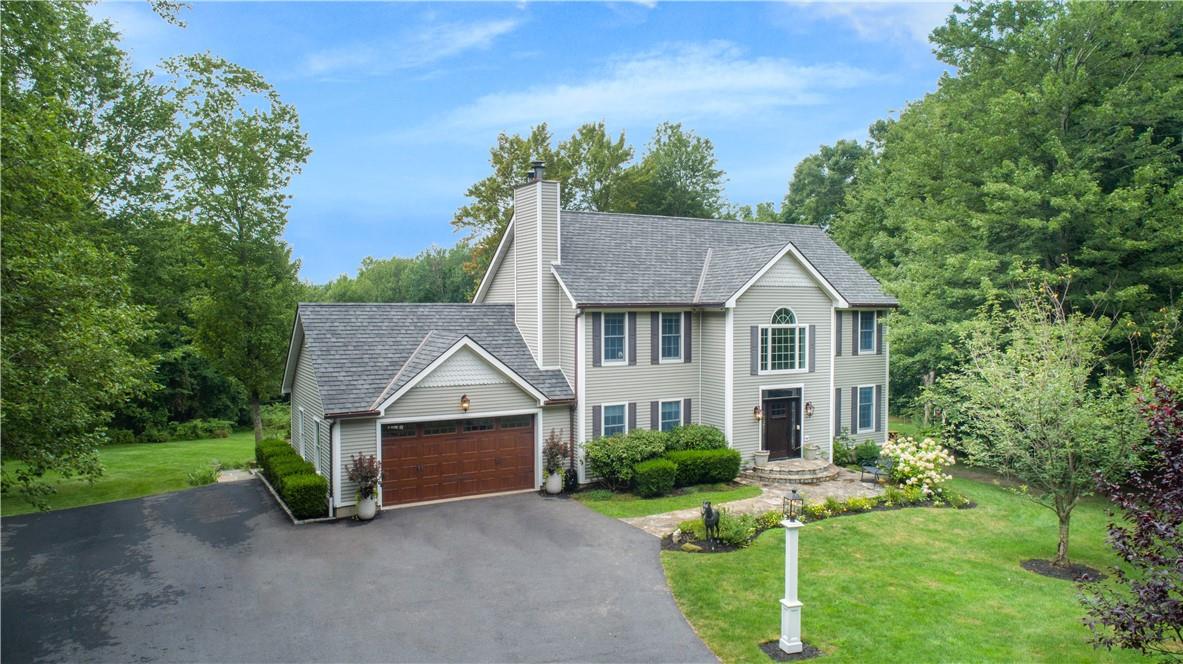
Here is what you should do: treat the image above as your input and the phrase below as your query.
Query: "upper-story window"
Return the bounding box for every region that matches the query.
[859,311,876,353]
[603,313,627,364]
[759,308,807,372]
[660,312,682,361]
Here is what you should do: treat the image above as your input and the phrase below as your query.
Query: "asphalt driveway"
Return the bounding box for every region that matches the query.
[1,481,714,663]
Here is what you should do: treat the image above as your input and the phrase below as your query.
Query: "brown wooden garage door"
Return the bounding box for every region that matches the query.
[380,414,535,506]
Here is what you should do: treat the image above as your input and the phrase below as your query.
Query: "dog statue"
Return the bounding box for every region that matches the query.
[702,501,720,544]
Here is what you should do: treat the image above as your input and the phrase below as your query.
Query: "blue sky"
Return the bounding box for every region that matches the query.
[91,1,953,284]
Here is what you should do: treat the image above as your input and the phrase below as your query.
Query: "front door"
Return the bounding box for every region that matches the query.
[762,397,802,460]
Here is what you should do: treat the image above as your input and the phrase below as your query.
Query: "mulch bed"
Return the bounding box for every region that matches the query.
[759,641,822,661]
[1021,558,1106,582]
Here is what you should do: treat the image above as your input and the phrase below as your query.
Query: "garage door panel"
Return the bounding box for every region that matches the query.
[381,414,535,506]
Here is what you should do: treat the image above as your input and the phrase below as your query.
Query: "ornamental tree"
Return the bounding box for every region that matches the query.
[933,283,1141,566]
[1082,380,1183,658]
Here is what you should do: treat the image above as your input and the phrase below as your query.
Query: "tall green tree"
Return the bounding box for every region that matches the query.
[616,122,726,219]
[307,243,474,304]
[554,121,634,212]
[164,54,310,442]
[781,139,869,228]
[832,1,1183,414]
[1,0,157,503]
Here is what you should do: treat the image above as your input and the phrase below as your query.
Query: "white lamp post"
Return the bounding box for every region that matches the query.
[780,490,805,654]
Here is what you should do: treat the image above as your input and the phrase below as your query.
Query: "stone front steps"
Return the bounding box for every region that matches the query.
[741,458,840,485]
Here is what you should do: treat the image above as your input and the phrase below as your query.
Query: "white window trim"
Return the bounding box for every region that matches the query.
[858,311,877,354]
[297,406,306,458]
[856,384,875,433]
[659,312,683,363]
[757,323,809,375]
[658,399,683,432]
[601,402,629,437]
[757,383,805,454]
[601,312,628,366]
[313,418,323,476]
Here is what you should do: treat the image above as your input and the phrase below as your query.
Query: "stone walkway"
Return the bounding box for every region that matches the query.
[216,468,253,483]
[622,468,884,537]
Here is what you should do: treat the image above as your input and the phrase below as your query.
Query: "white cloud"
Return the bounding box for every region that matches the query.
[302,18,522,78]
[790,2,954,45]
[402,41,874,140]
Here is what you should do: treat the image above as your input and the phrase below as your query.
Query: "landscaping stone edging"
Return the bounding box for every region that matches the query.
[251,469,338,525]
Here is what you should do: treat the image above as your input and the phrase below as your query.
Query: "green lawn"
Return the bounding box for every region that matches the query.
[662,477,1149,663]
[888,415,933,439]
[574,483,762,519]
[1,431,257,516]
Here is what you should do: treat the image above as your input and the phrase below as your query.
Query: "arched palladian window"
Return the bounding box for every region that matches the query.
[760,307,807,372]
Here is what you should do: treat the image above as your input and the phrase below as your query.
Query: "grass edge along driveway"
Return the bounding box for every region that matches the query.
[662,477,1152,664]
[1,431,256,516]
[574,483,762,519]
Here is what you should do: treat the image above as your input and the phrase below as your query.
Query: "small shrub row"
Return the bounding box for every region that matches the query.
[633,458,677,497]
[584,424,731,492]
[664,449,741,487]
[255,439,328,519]
[677,509,762,549]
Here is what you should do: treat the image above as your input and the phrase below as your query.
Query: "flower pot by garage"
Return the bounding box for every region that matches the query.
[357,495,377,521]
[754,450,771,468]
[545,471,563,495]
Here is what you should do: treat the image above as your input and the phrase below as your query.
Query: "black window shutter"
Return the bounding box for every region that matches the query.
[835,311,843,356]
[592,313,602,367]
[808,324,816,372]
[683,311,693,363]
[650,401,659,431]
[834,388,842,434]
[876,317,885,355]
[627,312,637,366]
[683,398,692,425]
[850,386,857,432]
[750,326,760,375]
[628,402,637,431]
[852,312,860,356]
[592,405,601,438]
[875,385,883,432]
[650,312,659,364]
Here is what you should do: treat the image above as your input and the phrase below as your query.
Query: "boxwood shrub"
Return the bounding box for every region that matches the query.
[632,458,676,497]
[282,473,329,519]
[584,429,668,490]
[664,448,741,486]
[666,424,728,451]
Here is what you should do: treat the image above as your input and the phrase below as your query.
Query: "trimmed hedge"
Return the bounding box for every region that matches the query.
[633,458,677,497]
[664,448,742,486]
[666,424,727,451]
[283,473,330,519]
[584,429,668,490]
[255,439,328,519]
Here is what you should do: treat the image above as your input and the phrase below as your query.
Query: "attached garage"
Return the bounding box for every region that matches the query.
[379,414,535,505]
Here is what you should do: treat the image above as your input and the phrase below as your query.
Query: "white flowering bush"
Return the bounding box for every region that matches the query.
[880,436,955,496]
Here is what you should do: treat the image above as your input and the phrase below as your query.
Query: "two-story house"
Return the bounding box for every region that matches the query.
[282,163,896,516]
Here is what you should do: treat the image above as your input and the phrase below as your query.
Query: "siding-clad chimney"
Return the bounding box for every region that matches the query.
[512,162,561,366]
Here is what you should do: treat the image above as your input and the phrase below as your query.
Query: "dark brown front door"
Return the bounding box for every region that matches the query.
[380,415,535,506]
[762,397,802,460]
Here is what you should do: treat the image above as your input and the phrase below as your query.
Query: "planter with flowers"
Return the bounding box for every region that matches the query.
[347,453,382,520]
[542,430,569,495]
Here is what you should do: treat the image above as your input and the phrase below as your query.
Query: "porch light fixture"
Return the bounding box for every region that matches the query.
[783,489,803,522]
[804,401,814,418]
[459,394,470,412]
[753,405,764,421]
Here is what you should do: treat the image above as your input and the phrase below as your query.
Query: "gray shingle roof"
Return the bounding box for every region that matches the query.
[553,211,897,307]
[296,303,573,416]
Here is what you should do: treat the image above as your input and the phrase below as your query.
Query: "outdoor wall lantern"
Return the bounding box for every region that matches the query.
[460,394,470,412]
[804,401,814,418]
[753,405,764,421]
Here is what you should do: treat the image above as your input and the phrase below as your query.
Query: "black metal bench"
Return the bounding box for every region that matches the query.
[860,457,893,483]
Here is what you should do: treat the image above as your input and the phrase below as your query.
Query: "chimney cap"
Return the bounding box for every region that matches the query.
[530,160,545,181]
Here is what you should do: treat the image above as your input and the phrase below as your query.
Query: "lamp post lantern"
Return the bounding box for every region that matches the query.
[779,489,805,654]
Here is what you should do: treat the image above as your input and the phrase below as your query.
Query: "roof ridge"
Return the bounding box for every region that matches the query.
[369,331,435,411]
[299,302,511,307]
[561,209,824,230]
[693,248,713,304]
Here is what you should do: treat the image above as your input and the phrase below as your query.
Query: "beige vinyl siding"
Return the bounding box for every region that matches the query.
[834,310,889,445]
[699,311,727,430]
[384,382,538,420]
[484,236,516,304]
[583,310,702,435]
[541,405,572,450]
[731,256,834,462]
[558,306,575,387]
[337,417,378,505]
[542,275,564,368]
[513,185,539,361]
